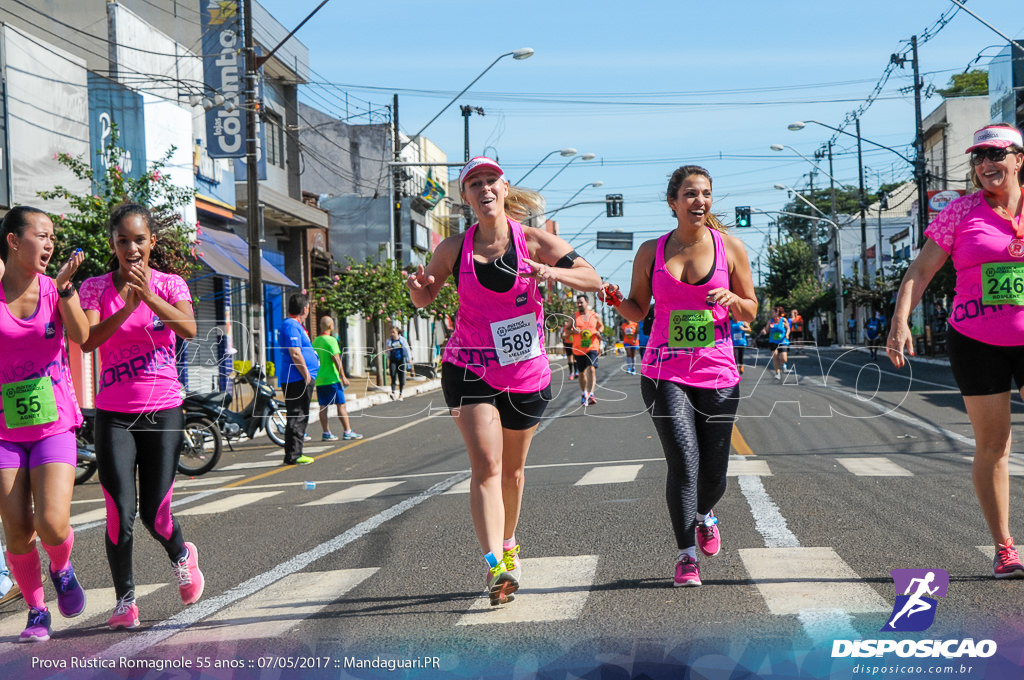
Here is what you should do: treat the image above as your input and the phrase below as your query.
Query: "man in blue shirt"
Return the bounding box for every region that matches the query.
[279,293,319,465]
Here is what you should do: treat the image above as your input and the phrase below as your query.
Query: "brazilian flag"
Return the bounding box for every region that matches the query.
[420,170,445,209]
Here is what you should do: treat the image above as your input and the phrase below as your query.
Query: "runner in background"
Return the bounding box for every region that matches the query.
[0,207,89,641]
[572,294,604,405]
[789,308,804,343]
[760,306,791,379]
[603,165,757,587]
[560,321,577,380]
[385,326,413,401]
[865,310,884,361]
[406,156,601,605]
[620,315,639,375]
[730,316,751,375]
[79,202,203,630]
[888,123,1024,579]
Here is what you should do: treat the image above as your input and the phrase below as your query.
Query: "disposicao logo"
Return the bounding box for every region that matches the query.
[831,568,997,659]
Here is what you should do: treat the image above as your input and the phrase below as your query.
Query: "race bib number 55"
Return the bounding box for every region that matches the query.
[3,377,59,429]
[491,313,543,366]
[982,262,1024,305]
[668,310,714,349]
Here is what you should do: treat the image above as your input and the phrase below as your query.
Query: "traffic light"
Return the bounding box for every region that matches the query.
[735,206,751,228]
[606,193,624,217]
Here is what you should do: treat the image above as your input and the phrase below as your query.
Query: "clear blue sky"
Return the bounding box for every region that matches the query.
[259,0,1023,291]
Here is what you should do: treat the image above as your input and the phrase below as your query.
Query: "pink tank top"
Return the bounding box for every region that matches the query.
[442,219,551,393]
[0,274,83,442]
[79,269,192,412]
[925,191,1024,346]
[640,228,739,389]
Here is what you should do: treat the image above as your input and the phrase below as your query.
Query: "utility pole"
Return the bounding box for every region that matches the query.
[856,117,868,287]
[392,94,403,267]
[242,0,266,369]
[911,35,929,246]
[825,141,842,345]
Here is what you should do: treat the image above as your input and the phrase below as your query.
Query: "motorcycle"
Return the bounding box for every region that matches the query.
[182,365,286,454]
[74,408,223,481]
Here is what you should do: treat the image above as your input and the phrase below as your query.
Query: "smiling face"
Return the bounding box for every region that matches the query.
[7,212,56,274]
[972,146,1024,194]
[460,169,508,222]
[110,213,155,273]
[668,174,713,228]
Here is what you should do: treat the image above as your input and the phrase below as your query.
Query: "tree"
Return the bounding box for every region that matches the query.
[764,238,815,306]
[937,70,988,98]
[37,125,198,281]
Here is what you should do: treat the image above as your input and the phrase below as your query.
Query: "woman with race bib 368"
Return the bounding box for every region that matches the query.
[602,165,757,587]
[888,123,1024,579]
[0,207,89,642]
[406,157,601,605]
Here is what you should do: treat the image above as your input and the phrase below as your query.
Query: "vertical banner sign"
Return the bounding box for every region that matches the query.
[87,73,146,182]
[201,1,245,158]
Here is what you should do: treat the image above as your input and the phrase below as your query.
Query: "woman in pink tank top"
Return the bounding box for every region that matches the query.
[407,157,601,605]
[0,206,90,642]
[603,166,757,587]
[888,124,1024,579]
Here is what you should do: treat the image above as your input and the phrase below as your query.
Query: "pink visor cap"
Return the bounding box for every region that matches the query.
[459,156,505,188]
[966,125,1023,153]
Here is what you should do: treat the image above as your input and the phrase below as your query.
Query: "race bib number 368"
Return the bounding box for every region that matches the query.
[668,310,715,349]
[490,313,543,366]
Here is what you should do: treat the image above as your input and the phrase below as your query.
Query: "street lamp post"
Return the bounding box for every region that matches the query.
[558,181,604,211]
[516,148,577,184]
[537,153,596,192]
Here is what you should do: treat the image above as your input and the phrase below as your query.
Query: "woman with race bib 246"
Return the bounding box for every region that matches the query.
[603,165,757,587]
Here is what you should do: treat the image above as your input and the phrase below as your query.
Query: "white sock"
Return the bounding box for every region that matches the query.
[696,512,707,523]
[678,547,697,562]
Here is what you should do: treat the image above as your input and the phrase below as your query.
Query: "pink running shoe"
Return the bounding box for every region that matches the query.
[696,510,721,557]
[587,394,597,405]
[174,542,205,604]
[993,537,1024,579]
[674,555,701,587]
[108,593,139,630]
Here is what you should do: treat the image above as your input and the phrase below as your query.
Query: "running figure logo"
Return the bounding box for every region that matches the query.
[881,568,949,632]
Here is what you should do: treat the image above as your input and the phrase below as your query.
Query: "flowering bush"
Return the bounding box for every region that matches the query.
[36,124,198,281]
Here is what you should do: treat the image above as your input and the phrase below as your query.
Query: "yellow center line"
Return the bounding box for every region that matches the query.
[223,415,435,489]
[731,424,754,456]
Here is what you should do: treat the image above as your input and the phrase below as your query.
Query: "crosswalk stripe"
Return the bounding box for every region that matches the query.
[442,479,472,495]
[0,584,168,637]
[157,569,378,644]
[71,507,108,526]
[176,491,285,516]
[457,555,599,625]
[837,457,912,476]
[739,547,889,616]
[962,455,1024,476]
[219,461,282,471]
[177,475,244,487]
[300,482,404,506]
[728,459,771,476]
[574,464,643,486]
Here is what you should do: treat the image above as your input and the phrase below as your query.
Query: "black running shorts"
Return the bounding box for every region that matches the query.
[947,326,1024,396]
[441,362,552,430]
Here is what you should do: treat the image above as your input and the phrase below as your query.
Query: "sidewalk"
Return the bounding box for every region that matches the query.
[275,374,442,414]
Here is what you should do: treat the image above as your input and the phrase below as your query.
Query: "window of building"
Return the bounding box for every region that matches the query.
[265,112,285,168]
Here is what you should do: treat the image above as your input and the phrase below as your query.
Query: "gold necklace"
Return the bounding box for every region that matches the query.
[673,228,707,249]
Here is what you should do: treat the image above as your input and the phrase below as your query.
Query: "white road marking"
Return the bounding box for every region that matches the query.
[737,475,799,548]
[176,491,285,516]
[574,464,643,486]
[70,507,109,526]
[837,457,913,477]
[739,547,889,616]
[962,455,1024,476]
[218,461,282,471]
[728,459,771,476]
[156,569,378,644]
[176,475,245,487]
[457,555,599,625]
[300,482,404,506]
[797,609,863,644]
[93,471,469,659]
[443,479,472,495]
[0,584,167,638]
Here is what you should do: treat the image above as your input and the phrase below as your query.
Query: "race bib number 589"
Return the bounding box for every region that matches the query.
[490,313,543,366]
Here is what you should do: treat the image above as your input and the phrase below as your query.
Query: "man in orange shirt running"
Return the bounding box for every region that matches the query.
[572,294,604,404]
[620,316,639,375]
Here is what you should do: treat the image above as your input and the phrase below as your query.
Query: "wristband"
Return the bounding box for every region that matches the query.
[58,284,76,299]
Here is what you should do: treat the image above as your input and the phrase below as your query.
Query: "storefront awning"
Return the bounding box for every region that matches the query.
[197,228,296,287]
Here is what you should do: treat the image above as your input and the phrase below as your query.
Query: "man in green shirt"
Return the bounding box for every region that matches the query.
[312,316,362,441]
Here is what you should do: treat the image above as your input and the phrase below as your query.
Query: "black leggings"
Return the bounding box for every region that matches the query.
[733,346,745,366]
[95,408,186,599]
[640,377,739,550]
[389,358,407,393]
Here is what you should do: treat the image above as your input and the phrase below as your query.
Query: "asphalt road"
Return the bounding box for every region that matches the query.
[3,346,1024,680]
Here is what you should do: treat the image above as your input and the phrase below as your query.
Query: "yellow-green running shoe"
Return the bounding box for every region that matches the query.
[502,544,521,582]
[486,562,518,606]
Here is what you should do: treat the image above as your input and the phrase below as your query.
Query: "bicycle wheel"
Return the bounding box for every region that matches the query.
[177,415,223,476]
[266,406,286,447]
[74,434,97,485]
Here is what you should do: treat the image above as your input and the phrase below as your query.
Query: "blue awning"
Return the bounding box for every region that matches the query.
[197,228,296,287]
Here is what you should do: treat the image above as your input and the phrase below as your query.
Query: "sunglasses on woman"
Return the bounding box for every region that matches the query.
[970,147,1018,166]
